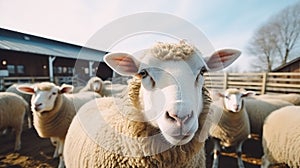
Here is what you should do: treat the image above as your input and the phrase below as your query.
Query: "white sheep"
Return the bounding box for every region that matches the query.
[209,88,255,168]
[0,92,28,151]
[63,40,241,167]
[244,98,293,136]
[261,106,300,168]
[78,76,103,94]
[6,83,33,128]
[79,76,127,97]
[17,82,100,168]
[256,93,300,105]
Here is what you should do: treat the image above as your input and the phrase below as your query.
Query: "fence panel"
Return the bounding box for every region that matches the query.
[0,76,76,91]
[204,72,300,94]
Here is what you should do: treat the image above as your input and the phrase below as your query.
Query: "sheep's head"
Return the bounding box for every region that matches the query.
[17,82,73,114]
[104,41,241,145]
[218,88,255,112]
[88,77,103,92]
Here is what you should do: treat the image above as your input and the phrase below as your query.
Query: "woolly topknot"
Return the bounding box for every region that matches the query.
[36,82,56,91]
[225,88,241,94]
[150,40,195,60]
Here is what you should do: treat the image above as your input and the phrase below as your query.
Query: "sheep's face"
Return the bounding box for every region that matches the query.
[136,54,206,145]
[104,41,241,145]
[17,83,73,114]
[218,89,255,112]
[31,86,60,113]
[90,80,102,92]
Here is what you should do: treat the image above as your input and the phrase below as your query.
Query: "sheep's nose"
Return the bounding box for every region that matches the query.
[165,111,193,126]
[233,104,239,111]
[35,102,42,107]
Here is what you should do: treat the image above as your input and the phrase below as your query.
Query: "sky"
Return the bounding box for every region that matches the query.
[0,0,299,72]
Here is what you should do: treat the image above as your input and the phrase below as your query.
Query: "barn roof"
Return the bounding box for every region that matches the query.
[0,28,107,62]
[272,56,300,72]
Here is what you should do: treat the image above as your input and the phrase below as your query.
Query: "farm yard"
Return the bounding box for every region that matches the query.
[0,125,264,168]
[1,72,299,168]
[1,0,300,167]
[0,121,287,168]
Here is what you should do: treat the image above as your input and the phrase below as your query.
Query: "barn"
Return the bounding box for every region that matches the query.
[272,57,300,72]
[0,28,112,90]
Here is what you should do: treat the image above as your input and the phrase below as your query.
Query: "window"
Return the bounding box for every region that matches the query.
[62,67,67,73]
[67,67,73,74]
[16,65,25,74]
[7,65,15,74]
[57,67,62,74]
[84,68,89,74]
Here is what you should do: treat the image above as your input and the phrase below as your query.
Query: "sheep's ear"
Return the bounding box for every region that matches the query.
[59,84,74,94]
[241,91,256,98]
[216,92,225,98]
[104,52,139,76]
[17,86,35,95]
[205,49,241,71]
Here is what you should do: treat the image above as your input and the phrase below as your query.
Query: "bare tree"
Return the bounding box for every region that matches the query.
[247,2,300,72]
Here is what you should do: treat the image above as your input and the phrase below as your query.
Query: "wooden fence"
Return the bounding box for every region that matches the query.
[1,73,300,94]
[0,76,75,91]
[204,72,300,94]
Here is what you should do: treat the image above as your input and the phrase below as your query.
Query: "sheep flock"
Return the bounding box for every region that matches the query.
[0,40,299,168]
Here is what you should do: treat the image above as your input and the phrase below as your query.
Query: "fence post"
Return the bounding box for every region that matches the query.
[0,77,3,91]
[223,72,228,90]
[261,72,267,95]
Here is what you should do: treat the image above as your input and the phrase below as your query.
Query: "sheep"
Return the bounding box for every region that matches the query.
[209,88,255,168]
[78,76,103,94]
[244,98,293,136]
[255,93,300,105]
[261,106,300,168]
[6,83,33,128]
[63,40,241,167]
[79,76,127,97]
[0,92,28,151]
[17,82,100,168]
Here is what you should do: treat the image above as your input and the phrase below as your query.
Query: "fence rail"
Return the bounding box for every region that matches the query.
[0,76,75,91]
[204,72,300,94]
[1,73,300,94]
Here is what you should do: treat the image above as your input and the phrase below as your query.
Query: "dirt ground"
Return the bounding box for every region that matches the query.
[0,124,286,168]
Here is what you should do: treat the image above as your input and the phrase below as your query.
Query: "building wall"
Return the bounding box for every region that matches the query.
[0,50,48,76]
[283,61,299,72]
[0,49,113,80]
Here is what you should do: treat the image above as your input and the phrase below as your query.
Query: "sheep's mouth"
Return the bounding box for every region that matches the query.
[163,133,194,145]
[39,111,50,115]
[34,109,50,116]
[172,135,191,140]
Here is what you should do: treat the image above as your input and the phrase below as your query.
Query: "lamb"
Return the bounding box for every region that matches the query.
[6,83,33,128]
[255,93,300,105]
[17,82,100,168]
[63,40,241,167]
[244,98,293,136]
[261,106,300,168]
[209,88,255,168]
[0,92,28,151]
[79,76,127,97]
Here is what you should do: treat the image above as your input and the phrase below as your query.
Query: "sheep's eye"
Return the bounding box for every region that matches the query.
[139,69,148,79]
[196,67,207,83]
[200,67,207,76]
[52,92,57,95]
[225,96,230,99]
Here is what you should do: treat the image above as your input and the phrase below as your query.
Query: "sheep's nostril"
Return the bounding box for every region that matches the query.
[165,111,193,124]
[234,105,239,111]
[35,103,42,107]
[183,111,193,123]
[165,111,177,122]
